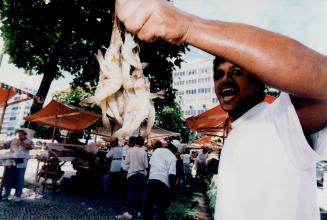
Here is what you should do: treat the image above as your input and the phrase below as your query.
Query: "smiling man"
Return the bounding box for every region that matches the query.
[115,0,327,219]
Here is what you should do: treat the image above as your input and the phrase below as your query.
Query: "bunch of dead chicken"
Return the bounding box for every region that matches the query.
[81,20,164,138]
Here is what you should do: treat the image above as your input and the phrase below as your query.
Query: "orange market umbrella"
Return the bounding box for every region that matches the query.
[193,136,214,145]
[24,100,101,141]
[186,96,276,135]
[0,82,41,133]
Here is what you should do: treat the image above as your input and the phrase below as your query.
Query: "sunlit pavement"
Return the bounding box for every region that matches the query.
[0,159,137,220]
[1,160,327,219]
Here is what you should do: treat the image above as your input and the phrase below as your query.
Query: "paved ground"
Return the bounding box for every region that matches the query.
[0,191,126,220]
[1,159,327,219]
[0,159,139,220]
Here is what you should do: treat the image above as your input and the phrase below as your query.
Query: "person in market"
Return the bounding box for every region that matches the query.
[174,147,184,193]
[182,148,191,177]
[117,136,148,219]
[115,1,327,220]
[206,146,220,178]
[120,136,136,206]
[1,128,34,202]
[106,138,123,192]
[144,142,178,220]
[195,146,209,178]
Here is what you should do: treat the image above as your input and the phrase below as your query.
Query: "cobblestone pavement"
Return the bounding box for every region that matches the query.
[0,188,138,220]
[0,160,145,220]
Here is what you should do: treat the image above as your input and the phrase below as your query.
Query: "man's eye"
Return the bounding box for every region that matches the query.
[231,69,243,76]
[213,69,224,81]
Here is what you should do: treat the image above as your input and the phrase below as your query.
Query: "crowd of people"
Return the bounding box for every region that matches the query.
[100,133,221,219]
[105,135,218,220]
[0,126,220,219]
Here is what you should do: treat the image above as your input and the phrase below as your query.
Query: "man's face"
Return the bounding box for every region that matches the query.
[17,131,26,140]
[214,62,258,113]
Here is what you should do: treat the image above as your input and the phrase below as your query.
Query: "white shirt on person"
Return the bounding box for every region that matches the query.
[126,146,148,178]
[182,154,190,164]
[121,145,129,171]
[149,148,177,187]
[9,138,33,168]
[215,93,327,220]
[106,146,122,172]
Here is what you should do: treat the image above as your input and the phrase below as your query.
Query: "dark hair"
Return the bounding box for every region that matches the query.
[135,136,144,146]
[153,141,163,150]
[213,56,266,103]
[128,136,136,146]
[213,56,227,71]
[17,129,27,135]
[167,143,178,154]
[113,138,119,146]
[184,148,190,154]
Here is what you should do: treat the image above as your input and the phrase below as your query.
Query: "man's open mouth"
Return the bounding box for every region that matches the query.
[219,85,240,102]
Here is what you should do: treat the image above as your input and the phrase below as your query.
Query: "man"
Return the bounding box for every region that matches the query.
[196,147,208,178]
[106,138,123,191]
[1,129,34,202]
[181,148,191,176]
[119,136,148,219]
[120,136,136,206]
[144,142,178,220]
[115,1,327,220]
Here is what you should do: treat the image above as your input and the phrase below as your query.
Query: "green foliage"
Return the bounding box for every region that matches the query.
[207,175,219,210]
[53,86,101,114]
[33,124,55,139]
[167,195,200,220]
[155,104,190,143]
[0,0,188,136]
[266,86,280,97]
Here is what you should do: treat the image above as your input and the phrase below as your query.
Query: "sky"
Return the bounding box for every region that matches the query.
[175,0,327,60]
[0,0,326,98]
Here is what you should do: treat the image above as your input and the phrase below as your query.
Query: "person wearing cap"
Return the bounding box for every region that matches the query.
[1,129,34,202]
[144,142,178,220]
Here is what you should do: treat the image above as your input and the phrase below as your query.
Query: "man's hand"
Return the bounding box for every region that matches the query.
[115,0,194,44]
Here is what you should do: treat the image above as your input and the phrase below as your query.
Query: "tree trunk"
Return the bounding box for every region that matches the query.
[24,64,57,130]
[24,2,72,130]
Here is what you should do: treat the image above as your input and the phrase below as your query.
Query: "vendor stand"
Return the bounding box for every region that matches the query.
[186,96,276,138]
[0,82,42,134]
[24,100,102,195]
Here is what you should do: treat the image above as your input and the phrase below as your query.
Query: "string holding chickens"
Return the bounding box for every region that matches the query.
[80,19,164,138]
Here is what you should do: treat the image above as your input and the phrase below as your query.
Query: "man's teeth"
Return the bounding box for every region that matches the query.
[222,87,235,93]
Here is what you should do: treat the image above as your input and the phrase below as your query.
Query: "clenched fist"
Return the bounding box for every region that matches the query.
[115,0,195,44]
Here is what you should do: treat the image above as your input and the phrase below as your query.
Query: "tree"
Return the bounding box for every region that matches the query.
[0,0,113,129]
[0,0,189,138]
[155,104,190,143]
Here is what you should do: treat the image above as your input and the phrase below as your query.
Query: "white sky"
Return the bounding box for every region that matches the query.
[0,0,326,97]
[174,0,327,59]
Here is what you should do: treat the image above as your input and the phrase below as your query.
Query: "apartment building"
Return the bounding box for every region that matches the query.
[173,58,218,118]
[0,84,36,136]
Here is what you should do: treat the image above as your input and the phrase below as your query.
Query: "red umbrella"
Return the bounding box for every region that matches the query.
[187,96,276,135]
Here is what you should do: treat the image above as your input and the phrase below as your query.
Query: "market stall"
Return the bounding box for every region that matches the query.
[186,96,276,136]
[24,100,102,195]
[0,82,42,134]
[93,124,179,141]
